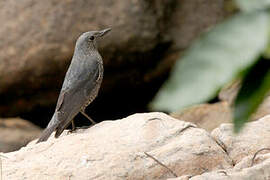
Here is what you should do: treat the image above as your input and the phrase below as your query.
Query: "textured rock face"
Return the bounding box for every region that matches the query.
[0,118,41,152]
[173,115,270,180]
[172,154,270,180]
[0,0,226,122]
[171,99,270,132]
[2,112,270,179]
[212,115,270,164]
[1,112,232,179]
[171,102,231,131]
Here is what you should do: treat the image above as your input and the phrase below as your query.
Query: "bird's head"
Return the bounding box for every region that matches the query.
[75,28,111,51]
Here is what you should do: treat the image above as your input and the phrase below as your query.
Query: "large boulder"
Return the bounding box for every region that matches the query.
[0,0,227,124]
[173,153,270,180]
[0,118,41,152]
[211,115,270,164]
[2,112,270,179]
[171,102,231,131]
[1,112,232,179]
[170,99,270,132]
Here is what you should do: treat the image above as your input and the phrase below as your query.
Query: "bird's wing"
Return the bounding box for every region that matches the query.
[53,59,102,137]
[56,59,100,113]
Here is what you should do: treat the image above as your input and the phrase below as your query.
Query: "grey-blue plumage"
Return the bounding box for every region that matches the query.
[37,28,111,143]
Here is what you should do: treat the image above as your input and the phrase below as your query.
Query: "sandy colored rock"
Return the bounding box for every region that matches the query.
[171,98,270,132]
[3,113,270,179]
[171,153,270,180]
[218,80,270,121]
[218,80,241,105]
[251,96,270,120]
[0,118,41,152]
[169,113,270,179]
[1,112,232,179]
[171,101,231,131]
[211,115,270,164]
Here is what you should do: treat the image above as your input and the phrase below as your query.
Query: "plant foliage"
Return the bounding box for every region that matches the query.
[151,0,270,132]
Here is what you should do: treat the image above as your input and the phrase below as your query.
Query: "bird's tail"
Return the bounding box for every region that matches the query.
[36,113,59,143]
[54,118,70,138]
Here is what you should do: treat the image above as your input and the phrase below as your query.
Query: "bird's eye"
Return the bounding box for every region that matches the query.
[89,36,95,41]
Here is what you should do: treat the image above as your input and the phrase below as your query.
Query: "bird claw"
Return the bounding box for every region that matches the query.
[67,128,77,134]
[77,125,91,129]
[67,126,92,134]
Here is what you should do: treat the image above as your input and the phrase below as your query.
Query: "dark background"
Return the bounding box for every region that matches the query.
[0,0,228,128]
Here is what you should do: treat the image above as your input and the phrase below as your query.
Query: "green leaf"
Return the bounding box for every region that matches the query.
[234,58,270,133]
[151,11,269,112]
[236,0,270,12]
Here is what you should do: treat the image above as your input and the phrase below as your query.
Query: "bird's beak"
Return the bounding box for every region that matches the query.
[98,28,111,37]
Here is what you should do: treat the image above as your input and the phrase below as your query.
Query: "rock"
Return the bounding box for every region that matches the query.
[3,112,270,179]
[218,80,241,105]
[250,96,270,121]
[171,99,270,132]
[1,112,232,179]
[0,118,41,152]
[172,153,270,180]
[218,80,270,121]
[170,101,231,131]
[169,116,270,180]
[211,115,270,164]
[168,0,226,51]
[0,0,227,123]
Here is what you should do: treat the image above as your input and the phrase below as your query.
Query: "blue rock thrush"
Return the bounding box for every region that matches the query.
[37,28,111,143]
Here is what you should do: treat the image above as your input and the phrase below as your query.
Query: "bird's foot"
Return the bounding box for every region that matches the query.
[76,125,91,130]
[67,119,76,134]
[67,126,92,134]
[67,128,77,134]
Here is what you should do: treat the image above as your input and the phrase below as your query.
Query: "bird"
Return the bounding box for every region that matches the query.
[37,28,111,143]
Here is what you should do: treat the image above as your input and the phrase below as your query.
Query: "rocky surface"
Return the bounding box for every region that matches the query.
[0,0,227,123]
[0,118,41,152]
[171,98,270,132]
[218,80,241,105]
[172,154,270,180]
[1,112,232,179]
[2,112,270,179]
[212,115,270,164]
[171,101,231,131]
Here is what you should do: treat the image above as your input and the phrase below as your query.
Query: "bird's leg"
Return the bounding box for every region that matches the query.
[71,119,76,131]
[68,119,76,134]
[68,112,96,134]
[80,110,96,124]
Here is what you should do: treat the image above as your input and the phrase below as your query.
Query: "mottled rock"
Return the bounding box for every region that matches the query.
[169,116,270,180]
[1,112,232,179]
[0,118,41,152]
[3,113,270,179]
[218,80,241,105]
[171,101,231,131]
[172,153,270,180]
[218,80,270,121]
[171,99,270,132]
[211,115,270,164]
[250,96,270,120]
